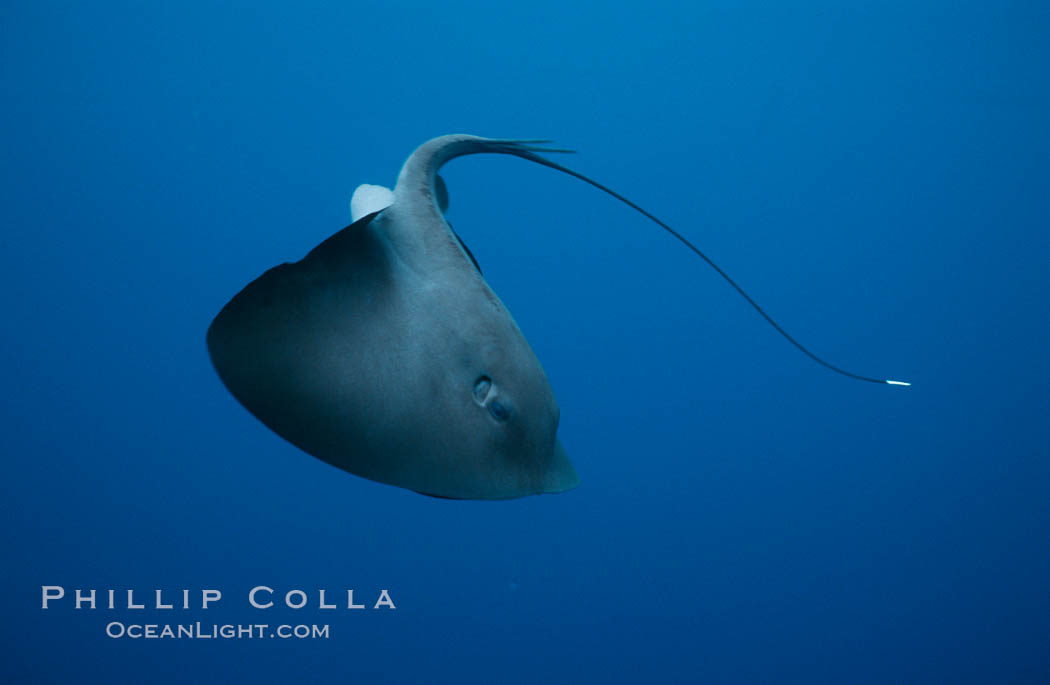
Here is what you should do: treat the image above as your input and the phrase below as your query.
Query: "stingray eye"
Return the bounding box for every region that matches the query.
[474,376,493,403]
[488,400,510,422]
[474,375,509,421]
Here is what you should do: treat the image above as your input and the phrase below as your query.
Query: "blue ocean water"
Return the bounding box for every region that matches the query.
[2,2,1048,682]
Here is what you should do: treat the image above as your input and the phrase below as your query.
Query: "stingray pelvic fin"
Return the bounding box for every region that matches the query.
[350,184,394,222]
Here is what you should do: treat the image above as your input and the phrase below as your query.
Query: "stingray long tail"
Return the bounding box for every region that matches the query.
[398,134,909,387]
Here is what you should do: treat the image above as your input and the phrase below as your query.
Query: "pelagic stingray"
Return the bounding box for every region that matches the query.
[207,134,908,500]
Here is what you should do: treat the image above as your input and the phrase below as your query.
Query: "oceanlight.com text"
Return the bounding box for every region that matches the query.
[105,622,330,639]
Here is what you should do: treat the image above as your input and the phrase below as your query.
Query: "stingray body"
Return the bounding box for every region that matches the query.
[209,134,908,501]
[208,136,579,499]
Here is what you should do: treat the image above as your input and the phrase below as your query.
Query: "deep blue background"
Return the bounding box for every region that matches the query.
[3,2,1047,682]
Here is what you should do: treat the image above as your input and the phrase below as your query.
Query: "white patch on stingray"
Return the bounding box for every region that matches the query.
[350,184,394,222]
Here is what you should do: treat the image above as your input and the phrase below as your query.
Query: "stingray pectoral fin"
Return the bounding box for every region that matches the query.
[542,439,580,494]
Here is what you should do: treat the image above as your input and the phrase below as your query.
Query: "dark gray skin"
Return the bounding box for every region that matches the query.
[207,135,579,499]
[209,134,905,498]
